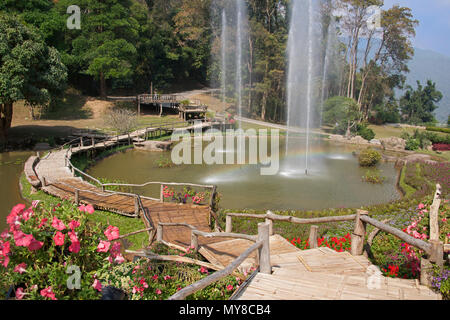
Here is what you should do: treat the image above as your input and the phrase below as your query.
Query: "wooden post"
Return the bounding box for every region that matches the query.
[36,151,40,158]
[225,215,232,233]
[257,222,271,275]
[191,231,199,251]
[137,95,141,117]
[128,133,131,145]
[134,196,140,217]
[91,137,95,146]
[74,189,80,205]
[430,184,442,242]
[351,210,368,256]
[209,186,217,210]
[160,185,164,203]
[80,137,84,147]
[420,257,433,286]
[429,240,444,268]
[265,218,274,236]
[156,224,163,242]
[309,225,319,249]
[159,103,163,117]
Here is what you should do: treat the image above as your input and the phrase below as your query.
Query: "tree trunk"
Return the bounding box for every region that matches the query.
[100,72,107,98]
[0,102,13,141]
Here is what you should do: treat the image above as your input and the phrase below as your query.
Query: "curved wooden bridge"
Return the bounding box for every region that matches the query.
[27,122,220,247]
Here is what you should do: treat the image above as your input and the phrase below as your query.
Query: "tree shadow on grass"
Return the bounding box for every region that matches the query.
[40,94,92,120]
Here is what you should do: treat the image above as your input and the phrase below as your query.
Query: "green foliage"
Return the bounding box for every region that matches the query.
[323,96,361,135]
[362,169,385,184]
[405,138,421,151]
[356,124,376,141]
[400,80,443,124]
[358,148,382,167]
[0,14,67,138]
[426,127,450,134]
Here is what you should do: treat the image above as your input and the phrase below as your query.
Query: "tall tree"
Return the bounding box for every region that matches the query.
[400,80,443,124]
[0,14,67,140]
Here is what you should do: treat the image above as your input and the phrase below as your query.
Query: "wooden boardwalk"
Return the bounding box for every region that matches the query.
[233,247,441,300]
[31,124,217,247]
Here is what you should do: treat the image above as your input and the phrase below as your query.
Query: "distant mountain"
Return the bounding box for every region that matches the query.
[405,48,450,124]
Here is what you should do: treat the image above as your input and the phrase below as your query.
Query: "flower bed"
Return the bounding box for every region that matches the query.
[286,233,352,252]
[0,201,125,300]
[432,143,450,151]
[0,201,245,300]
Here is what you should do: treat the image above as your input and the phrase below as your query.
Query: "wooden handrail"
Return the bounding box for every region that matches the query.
[168,241,263,300]
[360,215,432,254]
[225,211,356,233]
[164,222,271,300]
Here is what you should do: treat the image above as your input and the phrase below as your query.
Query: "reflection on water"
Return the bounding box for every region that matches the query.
[87,138,401,211]
[0,152,33,230]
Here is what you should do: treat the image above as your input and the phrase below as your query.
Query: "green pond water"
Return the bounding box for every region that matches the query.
[0,151,33,231]
[86,138,402,211]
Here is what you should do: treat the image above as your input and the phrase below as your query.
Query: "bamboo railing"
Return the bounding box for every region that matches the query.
[161,222,271,300]
[225,190,446,286]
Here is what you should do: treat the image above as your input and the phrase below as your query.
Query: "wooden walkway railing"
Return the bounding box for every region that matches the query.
[224,186,446,286]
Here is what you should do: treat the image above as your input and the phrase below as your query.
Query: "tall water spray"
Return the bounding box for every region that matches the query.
[221,10,227,104]
[319,18,337,128]
[235,0,244,128]
[285,0,320,175]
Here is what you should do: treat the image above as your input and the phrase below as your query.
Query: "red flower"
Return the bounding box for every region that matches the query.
[53,232,65,246]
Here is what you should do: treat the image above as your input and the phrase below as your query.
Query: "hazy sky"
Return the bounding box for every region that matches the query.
[383,0,450,57]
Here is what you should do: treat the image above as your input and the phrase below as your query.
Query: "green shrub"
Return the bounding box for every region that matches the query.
[426,127,450,134]
[357,124,376,141]
[358,148,382,167]
[362,169,385,184]
[405,138,421,151]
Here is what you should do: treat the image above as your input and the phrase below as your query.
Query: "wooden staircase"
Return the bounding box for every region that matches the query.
[233,247,441,300]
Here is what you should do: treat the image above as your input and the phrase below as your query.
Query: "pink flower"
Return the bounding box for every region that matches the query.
[199,266,209,274]
[97,240,111,253]
[22,208,33,222]
[417,203,425,210]
[68,220,81,230]
[53,232,65,246]
[28,238,44,251]
[40,287,57,300]
[443,218,448,223]
[69,241,80,253]
[15,287,26,300]
[164,275,171,281]
[13,231,33,247]
[139,279,149,289]
[110,242,121,256]
[38,218,48,229]
[104,226,120,241]
[93,279,102,292]
[51,217,66,231]
[152,275,158,281]
[156,289,162,295]
[68,231,78,243]
[85,204,95,214]
[78,204,95,214]
[114,254,125,264]
[226,285,234,291]
[14,263,27,274]
[0,229,9,240]
[31,200,40,208]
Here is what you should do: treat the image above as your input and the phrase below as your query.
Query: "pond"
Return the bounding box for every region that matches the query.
[86,137,402,211]
[0,151,33,231]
